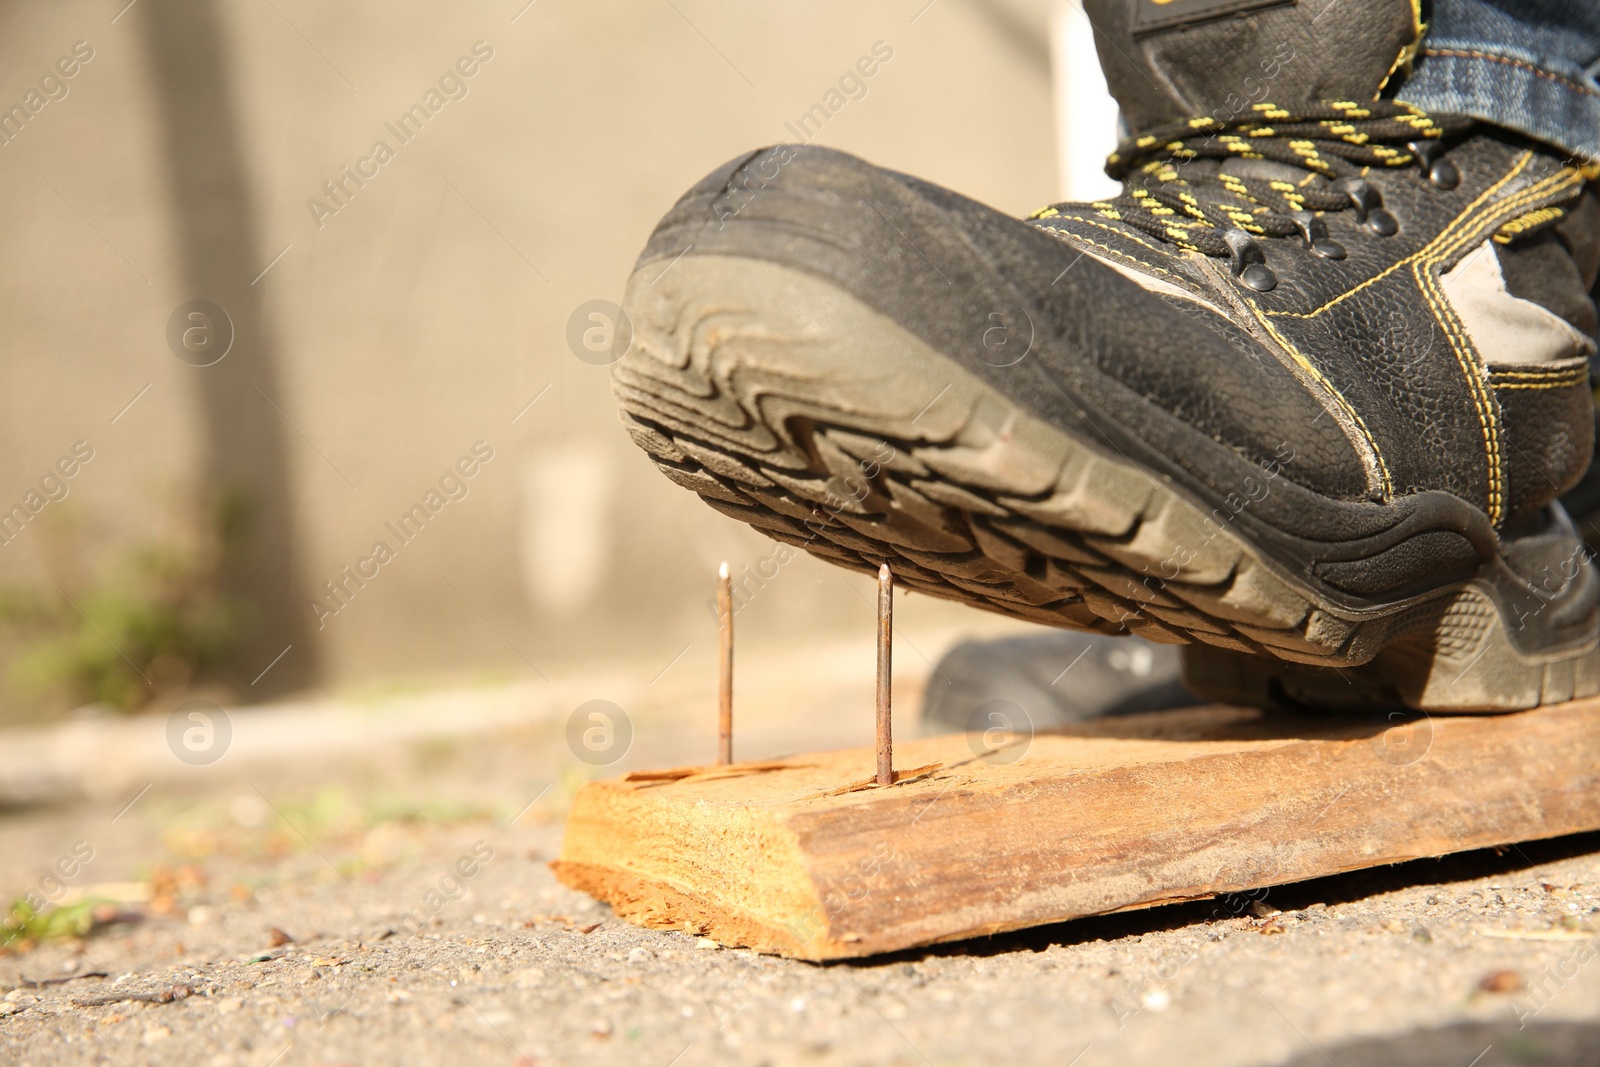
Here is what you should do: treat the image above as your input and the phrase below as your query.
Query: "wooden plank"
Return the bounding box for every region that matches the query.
[551,701,1600,960]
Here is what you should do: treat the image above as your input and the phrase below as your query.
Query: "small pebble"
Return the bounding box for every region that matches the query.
[1479,970,1524,994]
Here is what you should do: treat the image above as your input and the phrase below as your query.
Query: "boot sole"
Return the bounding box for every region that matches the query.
[612,255,1600,711]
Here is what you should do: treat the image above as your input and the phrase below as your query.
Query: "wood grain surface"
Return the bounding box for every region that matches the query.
[552,702,1600,960]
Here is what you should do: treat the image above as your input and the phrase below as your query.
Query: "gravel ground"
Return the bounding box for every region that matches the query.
[1,650,1598,1067]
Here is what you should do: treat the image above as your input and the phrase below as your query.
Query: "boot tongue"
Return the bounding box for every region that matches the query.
[1083,0,1422,137]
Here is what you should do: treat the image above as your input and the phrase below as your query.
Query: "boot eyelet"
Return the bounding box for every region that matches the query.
[1332,177,1380,222]
[1407,140,1460,189]
[1288,210,1348,259]
[1240,264,1278,291]
[1332,179,1398,236]
[1221,228,1278,292]
[1366,208,1399,236]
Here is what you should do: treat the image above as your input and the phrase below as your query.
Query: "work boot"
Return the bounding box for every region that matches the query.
[610,0,1600,711]
[920,631,1196,737]
[1558,274,1600,557]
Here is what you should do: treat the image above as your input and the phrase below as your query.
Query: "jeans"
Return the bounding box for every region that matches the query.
[1399,0,1600,162]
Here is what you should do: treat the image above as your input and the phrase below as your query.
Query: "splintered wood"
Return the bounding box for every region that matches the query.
[552,701,1600,960]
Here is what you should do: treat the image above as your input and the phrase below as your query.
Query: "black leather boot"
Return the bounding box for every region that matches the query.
[610,0,1600,711]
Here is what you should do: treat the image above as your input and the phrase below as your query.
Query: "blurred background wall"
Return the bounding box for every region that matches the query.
[0,0,1127,723]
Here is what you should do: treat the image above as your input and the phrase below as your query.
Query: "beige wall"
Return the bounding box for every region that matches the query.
[0,0,1056,711]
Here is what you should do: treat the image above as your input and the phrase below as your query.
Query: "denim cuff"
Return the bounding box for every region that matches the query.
[1399,43,1600,163]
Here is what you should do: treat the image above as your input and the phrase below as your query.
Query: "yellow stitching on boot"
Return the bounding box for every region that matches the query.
[1491,371,1589,383]
[1252,308,1394,500]
[1377,2,1427,96]
[1403,167,1587,524]
[1492,206,1566,243]
[1256,160,1575,519]
[1029,141,1580,516]
[1488,359,1590,379]
[1034,214,1171,253]
[1416,262,1503,523]
[1493,380,1590,390]
[1265,154,1553,319]
[1489,366,1590,389]
[1033,222,1183,276]
[1490,366,1589,378]
[1431,168,1584,265]
[1418,265,1500,519]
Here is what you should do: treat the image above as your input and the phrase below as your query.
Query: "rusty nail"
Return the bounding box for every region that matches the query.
[718,561,733,765]
[877,563,893,787]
